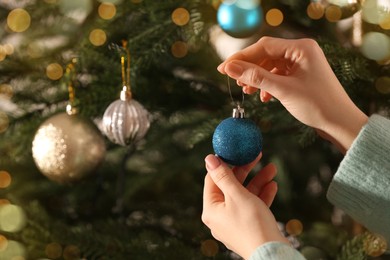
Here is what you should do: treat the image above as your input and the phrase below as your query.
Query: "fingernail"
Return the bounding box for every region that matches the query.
[205,154,221,170]
[226,61,243,78]
[260,91,265,102]
[217,63,224,72]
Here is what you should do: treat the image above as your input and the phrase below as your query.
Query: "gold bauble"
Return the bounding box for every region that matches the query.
[32,112,106,183]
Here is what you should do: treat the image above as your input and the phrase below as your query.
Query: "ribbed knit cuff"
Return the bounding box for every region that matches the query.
[249,242,306,260]
[327,114,390,243]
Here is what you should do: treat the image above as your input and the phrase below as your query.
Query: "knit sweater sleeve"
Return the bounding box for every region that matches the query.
[249,242,306,260]
[327,114,390,243]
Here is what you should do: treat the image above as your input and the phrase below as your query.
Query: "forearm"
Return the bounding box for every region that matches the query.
[327,114,390,243]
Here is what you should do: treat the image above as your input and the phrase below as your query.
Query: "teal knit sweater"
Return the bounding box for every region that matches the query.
[250,115,390,260]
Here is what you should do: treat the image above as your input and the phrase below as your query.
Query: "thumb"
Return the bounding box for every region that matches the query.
[205,154,243,196]
[225,60,286,98]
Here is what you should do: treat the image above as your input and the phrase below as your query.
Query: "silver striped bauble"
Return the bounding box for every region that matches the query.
[102,98,150,146]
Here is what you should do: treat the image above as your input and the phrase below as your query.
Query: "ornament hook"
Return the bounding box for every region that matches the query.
[227,75,245,108]
[66,57,78,115]
[120,40,132,101]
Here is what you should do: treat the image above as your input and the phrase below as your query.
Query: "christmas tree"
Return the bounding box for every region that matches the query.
[0,0,389,259]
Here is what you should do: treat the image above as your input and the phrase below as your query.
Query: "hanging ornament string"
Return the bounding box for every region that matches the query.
[65,57,78,115]
[227,75,245,118]
[120,40,132,101]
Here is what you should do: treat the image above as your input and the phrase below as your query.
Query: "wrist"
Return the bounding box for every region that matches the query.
[322,104,368,153]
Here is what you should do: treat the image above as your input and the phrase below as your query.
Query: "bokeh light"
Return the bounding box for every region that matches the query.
[362,0,389,25]
[0,240,26,259]
[63,245,80,260]
[325,5,342,22]
[0,171,11,188]
[0,234,8,251]
[0,50,5,62]
[364,233,387,257]
[380,15,390,30]
[375,77,390,94]
[46,63,64,80]
[3,44,14,55]
[200,239,219,257]
[59,0,93,21]
[98,0,123,4]
[172,7,190,26]
[266,8,283,26]
[7,8,31,33]
[307,2,325,20]
[45,242,62,259]
[0,199,10,206]
[286,219,303,236]
[0,112,9,134]
[0,204,26,232]
[89,29,107,46]
[361,32,390,61]
[171,41,188,58]
[98,2,116,20]
[0,84,13,99]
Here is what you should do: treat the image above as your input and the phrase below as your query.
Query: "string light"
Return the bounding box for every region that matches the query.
[89,29,107,46]
[307,2,325,20]
[364,233,387,257]
[0,84,14,99]
[266,8,284,26]
[375,77,390,94]
[63,245,80,260]
[45,242,63,259]
[7,8,31,33]
[46,63,64,80]
[200,239,219,257]
[0,112,9,134]
[286,219,303,236]
[172,7,190,26]
[0,171,11,189]
[98,2,116,20]
[0,234,8,251]
[0,204,26,233]
[325,5,342,22]
[171,41,188,58]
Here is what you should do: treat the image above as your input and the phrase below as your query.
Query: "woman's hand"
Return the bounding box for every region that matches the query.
[218,37,368,153]
[202,153,289,259]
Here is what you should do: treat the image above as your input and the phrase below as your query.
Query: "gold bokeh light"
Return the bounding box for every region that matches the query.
[0,235,8,251]
[200,239,219,257]
[98,2,116,20]
[286,219,303,236]
[46,242,63,259]
[171,41,188,58]
[307,2,325,20]
[0,112,9,134]
[0,204,27,233]
[89,29,107,46]
[0,84,13,99]
[266,8,284,27]
[172,7,190,26]
[364,233,387,257]
[0,171,11,189]
[46,63,64,80]
[63,245,80,260]
[325,5,342,22]
[7,8,31,33]
[376,77,390,94]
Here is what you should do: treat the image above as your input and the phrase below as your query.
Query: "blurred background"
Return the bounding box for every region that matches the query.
[0,0,389,259]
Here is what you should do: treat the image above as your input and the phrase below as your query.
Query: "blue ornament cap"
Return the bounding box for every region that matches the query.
[217,0,263,38]
[212,116,262,166]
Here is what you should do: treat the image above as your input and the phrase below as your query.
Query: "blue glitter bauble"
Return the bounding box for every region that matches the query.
[212,117,262,166]
[217,0,263,38]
